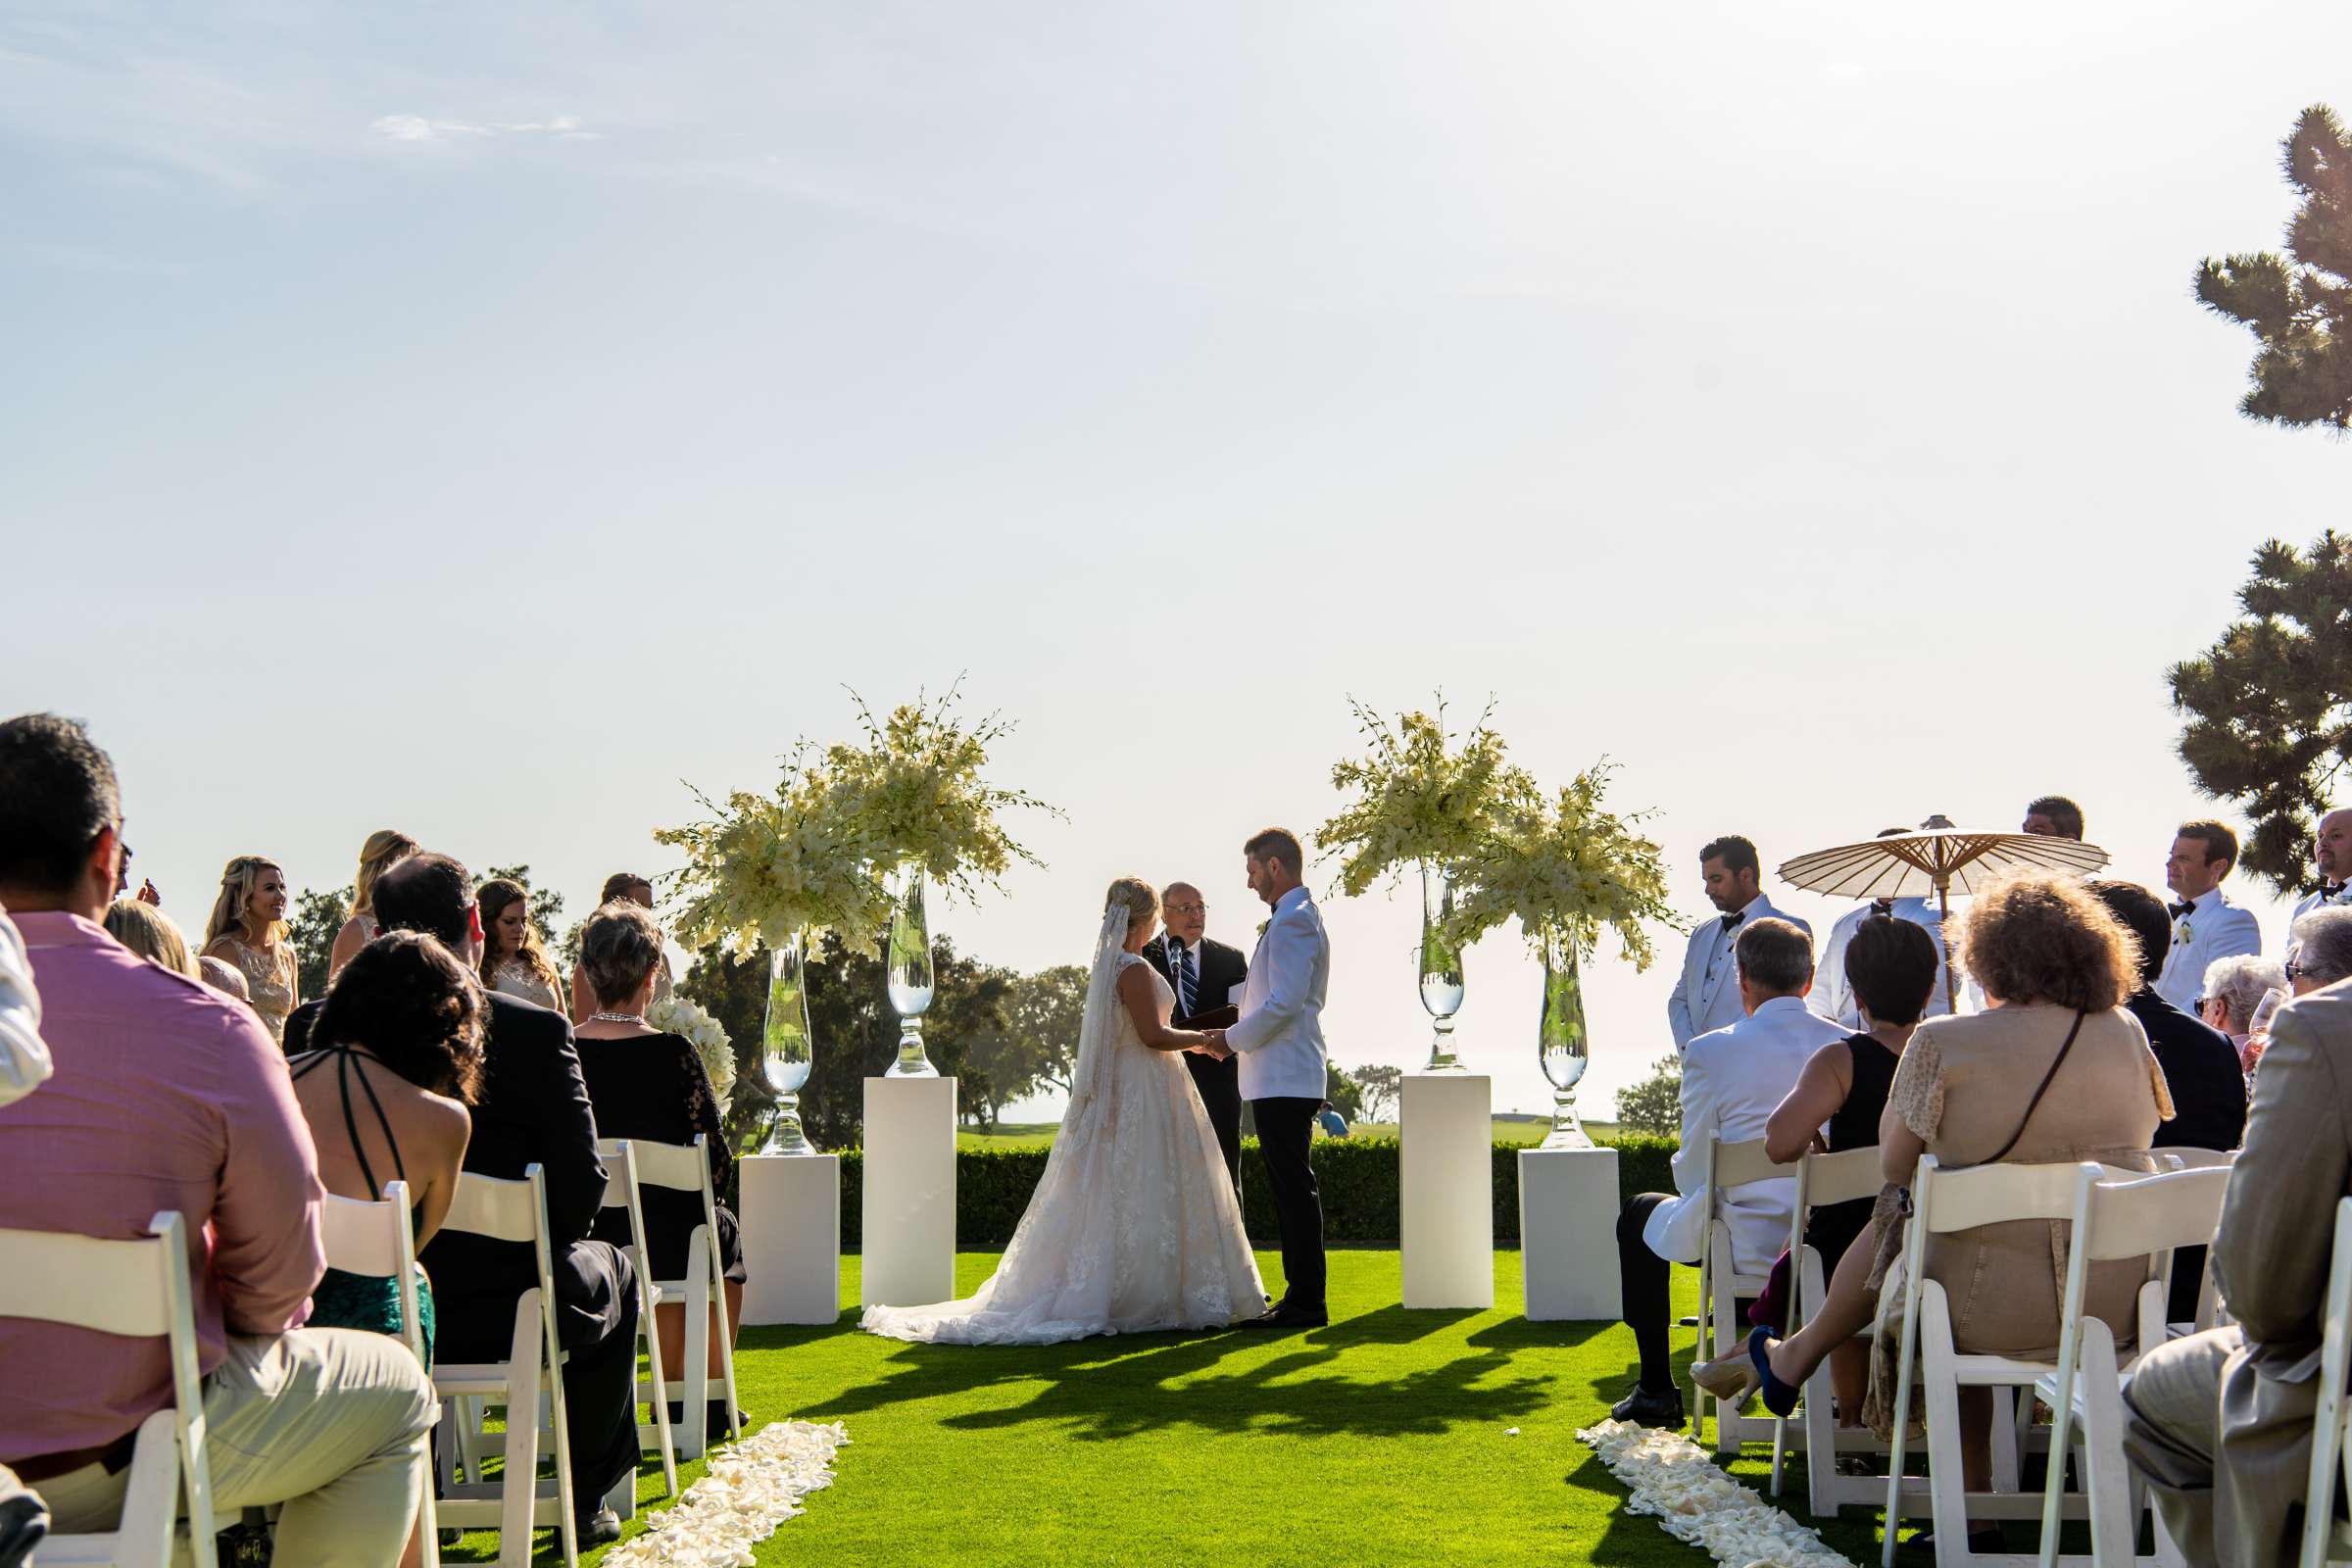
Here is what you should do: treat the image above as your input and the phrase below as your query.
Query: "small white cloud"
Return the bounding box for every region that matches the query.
[371,114,596,145]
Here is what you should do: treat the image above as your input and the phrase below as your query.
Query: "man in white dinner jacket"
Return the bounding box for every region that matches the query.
[1217,826,1332,1331]
[1807,828,1952,1029]
[2289,807,2352,930]
[1612,917,1844,1428]
[2154,818,2262,1013]
[1667,834,1811,1054]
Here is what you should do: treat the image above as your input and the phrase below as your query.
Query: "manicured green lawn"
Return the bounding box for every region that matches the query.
[449,1250,1899,1565]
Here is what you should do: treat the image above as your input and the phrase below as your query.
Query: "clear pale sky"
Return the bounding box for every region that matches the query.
[6,2,2346,1125]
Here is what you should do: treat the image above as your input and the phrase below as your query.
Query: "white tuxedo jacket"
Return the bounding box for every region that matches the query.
[1667,893,1811,1053]
[2291,883,2352,936]
[1225,886,1331,1102]
[1642,996,1848,1271]
[1806,898,1951,1029]
[2155,886,2262,1013]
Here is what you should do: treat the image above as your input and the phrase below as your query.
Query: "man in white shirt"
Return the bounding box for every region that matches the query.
[1667,835,1811,1053]
[2289,808,2352,929]
[2155,819,2262,1013]
[0,910,49,1108]
[1805,828,1952,1029]
[1613,917,1844,1427]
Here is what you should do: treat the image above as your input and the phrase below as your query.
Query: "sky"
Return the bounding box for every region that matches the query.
[4,1,2347,1126]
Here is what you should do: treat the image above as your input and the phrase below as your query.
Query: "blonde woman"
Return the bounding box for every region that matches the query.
[104,898,201,979]
[328,829,417,982]
[477,877,564,1012]
[201,856,297,1044]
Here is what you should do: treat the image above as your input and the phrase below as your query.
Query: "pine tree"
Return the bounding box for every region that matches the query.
[2170,529,2352,894]
[2199,105,2352,429]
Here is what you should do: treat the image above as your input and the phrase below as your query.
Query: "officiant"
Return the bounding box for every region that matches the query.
[1146,881,1248,1200]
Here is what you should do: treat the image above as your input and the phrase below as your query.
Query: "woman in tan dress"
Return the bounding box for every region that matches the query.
[201,855,298,1045]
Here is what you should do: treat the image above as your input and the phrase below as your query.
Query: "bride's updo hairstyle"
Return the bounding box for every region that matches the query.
[1104,876,1158,928]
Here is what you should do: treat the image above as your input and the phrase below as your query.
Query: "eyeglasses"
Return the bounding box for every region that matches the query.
[2286,957,2312,981]
[1165,903,1207,916]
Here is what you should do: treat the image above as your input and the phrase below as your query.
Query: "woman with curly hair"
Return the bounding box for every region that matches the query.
[327,829,418,983]
[478,876,565,1011]
[201,855,297,1044]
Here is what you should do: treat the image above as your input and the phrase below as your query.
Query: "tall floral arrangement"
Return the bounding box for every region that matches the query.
[1441,762,1680,967]
[819,686,1057,892]
[1315,697,1540,894]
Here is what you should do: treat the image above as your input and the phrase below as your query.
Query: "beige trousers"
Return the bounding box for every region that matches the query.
[39,1327,435,1568]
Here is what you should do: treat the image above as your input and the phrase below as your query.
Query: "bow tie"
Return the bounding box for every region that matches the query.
[1720,912,1744,934]
[2168,901,2194,921]
[1870,899,1895,918]
[2326,883,2347,902]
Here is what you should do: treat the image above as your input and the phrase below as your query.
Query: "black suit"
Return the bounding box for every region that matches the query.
[2126,988,2249,1323]
[287,991,640,1517]
[1143,933,1249,1200]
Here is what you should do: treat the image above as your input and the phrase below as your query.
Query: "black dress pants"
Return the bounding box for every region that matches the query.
[1618,1193,1752,1396]
[1184,1052,1245,1202]
[1250,1096,1326,1311]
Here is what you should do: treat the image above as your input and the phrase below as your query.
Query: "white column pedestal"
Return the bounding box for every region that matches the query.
[1517,1146,1623,1321]
[1400,1072,1494,1309]
[737,1153,840,1326]
[859,1076,957,1308]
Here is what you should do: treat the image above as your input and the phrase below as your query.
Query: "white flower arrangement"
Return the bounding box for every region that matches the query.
[645,994,735,1100]
[1578,1418,1856,1567]
[601,1418,849,1566]
[1315,697,1539,897]
[1441,762,1683,970]
[820,685,1057,895]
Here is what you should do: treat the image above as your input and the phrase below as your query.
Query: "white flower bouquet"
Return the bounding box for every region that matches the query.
[1315,697,1540,896]
[645,993,736,1100]
[1441,762,1681,968]
[819,685,1057,893]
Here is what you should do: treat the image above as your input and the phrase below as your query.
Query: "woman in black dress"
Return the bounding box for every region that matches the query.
[571,901,745,1430]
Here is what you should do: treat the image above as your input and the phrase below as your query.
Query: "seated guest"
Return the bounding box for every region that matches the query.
[101,896,199,979]
[1611,917,1844,1426]
[0,909,49,1107]
[313,852,637,1546]
[200,854,299,1044]
[2090,880,2247,1155]
[199,953,252,1003]
[2284,906,2352,997]
[1693,915,1941,1426]
[0,712,433,1566]
[2155,819,2263,1013]
[479,876,565,1011]
[573,902,745,1434]
[328,829,418,983]
[2122,929,2352,1567]
[290,931,482,1363]
[2200,953,2287,1069]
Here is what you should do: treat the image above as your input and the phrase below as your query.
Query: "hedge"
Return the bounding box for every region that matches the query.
[826,1133,1678,1249]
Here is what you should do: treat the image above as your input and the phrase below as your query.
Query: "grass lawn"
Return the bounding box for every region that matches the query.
[956,1114,1604,1151]
[447,1250,1902,1566]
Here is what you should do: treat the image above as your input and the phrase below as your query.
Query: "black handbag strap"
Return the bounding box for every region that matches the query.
[1967,1006,2089,1170]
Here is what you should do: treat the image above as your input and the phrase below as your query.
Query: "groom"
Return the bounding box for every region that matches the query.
[1211,826,1331,1331]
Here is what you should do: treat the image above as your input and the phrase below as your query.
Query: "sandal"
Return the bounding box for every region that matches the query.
[1746,1324,1803,1419]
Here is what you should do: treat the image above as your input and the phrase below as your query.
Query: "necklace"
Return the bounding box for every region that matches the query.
[586,1011,647,1025]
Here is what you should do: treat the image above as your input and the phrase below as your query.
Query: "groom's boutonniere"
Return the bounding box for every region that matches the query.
[1256,918,1271,941]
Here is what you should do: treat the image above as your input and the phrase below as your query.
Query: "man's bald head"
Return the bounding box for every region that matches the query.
[1162,881,1207,945]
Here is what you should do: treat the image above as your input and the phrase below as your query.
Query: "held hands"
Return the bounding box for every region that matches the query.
[1190,1029,1233,1060]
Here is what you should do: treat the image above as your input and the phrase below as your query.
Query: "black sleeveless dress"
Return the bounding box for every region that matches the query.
[1802,1032,1901,1276]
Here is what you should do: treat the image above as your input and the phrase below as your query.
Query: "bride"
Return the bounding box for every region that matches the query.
[860,877,1266,1346]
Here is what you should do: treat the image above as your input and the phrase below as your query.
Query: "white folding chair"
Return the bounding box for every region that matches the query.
[1692,1135,1798,1454]
[430,1165,583,1568]
[594,1140,677,1493]
[2148,1149,2235,1340]
[0,1213,216,1568]
[604,1134,742,1462]
[2298,1196,2352,1567]
[2034,1162,2230,1568]
[319,1181,439,1568]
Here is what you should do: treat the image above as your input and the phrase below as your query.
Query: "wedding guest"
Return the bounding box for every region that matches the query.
[328,829,418,983]
[2287,905,2352,997]
[201,854,298,1044]
[0,910,50,1108]
[1613,917,1843,1426]
[1807,828,1951,1029]
[1697,915,1941,1427]
[2022,795,2085,839]
[2154,819,2263,1012]
[199,954,252,1004]
[2290,807,2352,928]
[2090,880,2248,1155]
[329,852,636,1547]
[576,870,670,1015]
[2199,953,2287,1066]
[101,897,200,979]
[573,902,745,1434]
[1666,836,1812,1054]
[1144,879,1249,1198]
[0,712,434,1566]
[478,877,565,1011]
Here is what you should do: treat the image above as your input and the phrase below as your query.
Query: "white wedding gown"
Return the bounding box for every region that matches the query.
[860,918,1265,1347]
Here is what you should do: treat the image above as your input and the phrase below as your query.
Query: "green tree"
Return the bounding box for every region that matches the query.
[2170,530,2352,894]
[1348,1063,1402,1124]
[483,864,566,954]
[2199,105,2352,429]
[289,887,348,1004]
[1614,1054,1682,1137]
[1322,1060,1363,1120]
[676,944,773,1160]
[1004,964,1086,1095]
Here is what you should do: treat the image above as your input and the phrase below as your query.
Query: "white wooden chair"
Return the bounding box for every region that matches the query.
[1692,1135,1798,1455]
[0,1212,216,1568]
[2297,1196,2352,1567]
[430,1165,581,1568]
[319,1181,439,1568]
[593,1140,677,1493]
[2032,1162,2230,1568]
[602,1134,742,1461]
[2148,1149,2235,1341]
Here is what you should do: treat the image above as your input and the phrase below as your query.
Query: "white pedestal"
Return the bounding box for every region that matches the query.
[1400,1073,1494,1309]
[859,1076,957,1308]
[738,1153,841,1326]
[1518,1146,1623,1321]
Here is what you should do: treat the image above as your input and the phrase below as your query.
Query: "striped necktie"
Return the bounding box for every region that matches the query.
[1175,942,1199,1015]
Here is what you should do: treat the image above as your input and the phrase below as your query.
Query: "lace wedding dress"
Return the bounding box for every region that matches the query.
[860,906,1265,1346]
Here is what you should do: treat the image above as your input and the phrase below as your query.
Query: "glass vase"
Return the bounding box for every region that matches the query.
[1417,861,1467,1073]
[756,933,817,1154]
[883,866,938,1078]
[1538,931,1593,1149]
